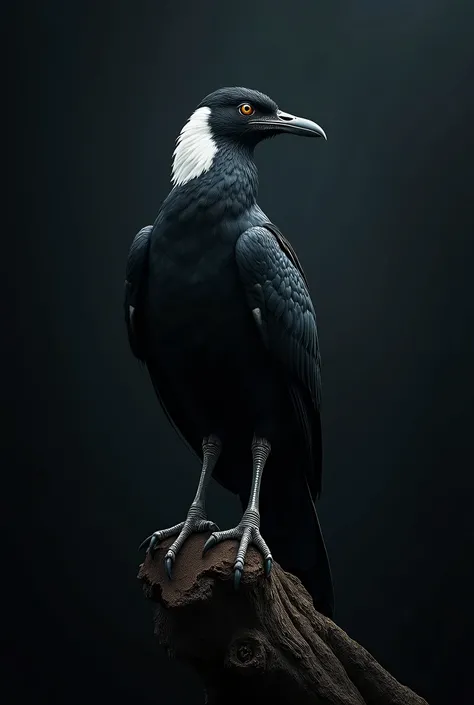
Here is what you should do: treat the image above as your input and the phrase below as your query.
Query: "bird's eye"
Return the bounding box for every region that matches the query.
[239,103,255,116]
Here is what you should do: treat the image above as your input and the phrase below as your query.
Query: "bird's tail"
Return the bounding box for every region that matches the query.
[240,457,335,619]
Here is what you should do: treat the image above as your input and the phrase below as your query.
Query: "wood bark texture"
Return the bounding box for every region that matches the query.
[138,533,429,705]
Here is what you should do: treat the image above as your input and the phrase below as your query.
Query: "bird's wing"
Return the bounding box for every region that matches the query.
[124,225,152,361]
[124,224,203,461]
[235,223,323,497]
[262,221,311,290]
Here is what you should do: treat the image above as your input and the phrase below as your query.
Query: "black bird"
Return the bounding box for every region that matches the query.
[126,87,334,618]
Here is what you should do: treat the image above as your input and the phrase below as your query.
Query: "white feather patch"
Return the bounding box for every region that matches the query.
[171,106,217,187]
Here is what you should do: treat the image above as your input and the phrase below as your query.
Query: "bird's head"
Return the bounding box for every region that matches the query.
[171,86,326,188]
[199,86,326,144]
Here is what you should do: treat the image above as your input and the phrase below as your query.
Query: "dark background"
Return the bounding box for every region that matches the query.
[7,1,474,703]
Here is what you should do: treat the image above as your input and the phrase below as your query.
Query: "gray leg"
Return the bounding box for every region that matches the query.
[140,434,222,577]
[203,435,273,588]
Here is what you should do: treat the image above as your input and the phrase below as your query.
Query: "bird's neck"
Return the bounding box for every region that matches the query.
[164,142,259,225]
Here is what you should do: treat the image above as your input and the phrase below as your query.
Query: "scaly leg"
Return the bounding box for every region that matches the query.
[202,435,272,588]
[140,434,222,577]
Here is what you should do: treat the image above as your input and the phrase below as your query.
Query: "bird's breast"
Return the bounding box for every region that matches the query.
[147,222,249,349]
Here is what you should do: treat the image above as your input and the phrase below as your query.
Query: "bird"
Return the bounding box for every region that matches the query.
[125,86,334,618]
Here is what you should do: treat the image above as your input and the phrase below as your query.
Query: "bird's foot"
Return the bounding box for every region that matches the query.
[202,508,272,589]
[139,503,219,578]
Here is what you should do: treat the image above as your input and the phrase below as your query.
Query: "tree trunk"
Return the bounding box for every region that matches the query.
[138,533,429,705]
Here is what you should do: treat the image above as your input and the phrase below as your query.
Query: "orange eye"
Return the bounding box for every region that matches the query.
[239,103,255,116]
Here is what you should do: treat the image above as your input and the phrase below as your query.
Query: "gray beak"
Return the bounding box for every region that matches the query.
[250,109,327,139]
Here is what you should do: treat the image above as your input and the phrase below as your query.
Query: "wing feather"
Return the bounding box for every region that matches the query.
[124,225,203,461]
[235,224,323,496]
[124,225,153,361]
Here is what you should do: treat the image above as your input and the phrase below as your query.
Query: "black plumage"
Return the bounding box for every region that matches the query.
[125,87,334,617]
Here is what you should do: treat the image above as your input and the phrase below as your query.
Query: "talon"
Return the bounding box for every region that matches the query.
[234,567,242,590]
[265,557,273,577]
[139,535,152,551]
[202,534,217,556]
[165,553,174,579]
[148,534,159,553]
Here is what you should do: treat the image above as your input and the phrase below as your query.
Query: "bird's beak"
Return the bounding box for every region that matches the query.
[250,109,327,139]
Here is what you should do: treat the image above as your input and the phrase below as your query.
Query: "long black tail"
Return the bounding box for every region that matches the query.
[240,456,335,619]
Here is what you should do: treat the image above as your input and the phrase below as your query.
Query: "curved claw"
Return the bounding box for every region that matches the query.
[233,567,242,590]
[148,534,159,553]
[139,535,152,551]
[165,553,174,579]
[202,534,218,556]
[264,557,273,577]
[139,521,186,556]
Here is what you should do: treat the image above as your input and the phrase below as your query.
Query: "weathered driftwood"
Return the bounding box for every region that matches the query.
[138,533,428,705]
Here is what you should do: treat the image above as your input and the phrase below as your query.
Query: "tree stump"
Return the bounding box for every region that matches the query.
[138,533,429,705]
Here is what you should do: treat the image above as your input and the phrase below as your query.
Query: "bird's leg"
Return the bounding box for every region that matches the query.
[203,435,272,589]
[140,434,222,577]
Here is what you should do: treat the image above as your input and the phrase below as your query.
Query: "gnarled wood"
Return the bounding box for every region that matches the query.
[138,534,428,705]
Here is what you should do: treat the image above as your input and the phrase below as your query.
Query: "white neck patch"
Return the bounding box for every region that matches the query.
[171,106,218,188]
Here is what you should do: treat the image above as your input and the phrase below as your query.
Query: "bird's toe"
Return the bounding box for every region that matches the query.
[252,531,273,576]
[202,527,239,556]
[139,521,186,554]
[203,521,273,584]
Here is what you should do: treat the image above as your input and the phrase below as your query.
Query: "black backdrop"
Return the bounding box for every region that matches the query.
[7,1,474,704]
